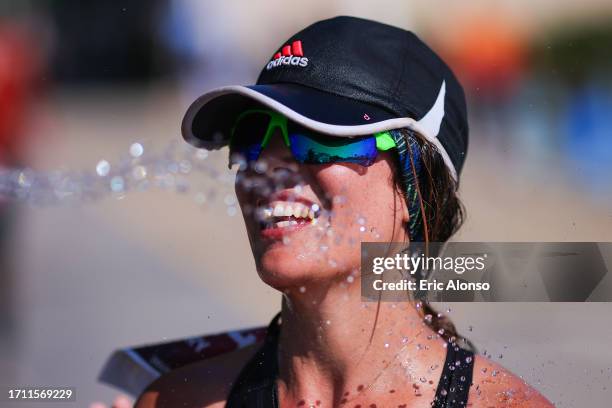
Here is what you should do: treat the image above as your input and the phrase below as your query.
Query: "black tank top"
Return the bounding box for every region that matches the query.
[226,313,474,407]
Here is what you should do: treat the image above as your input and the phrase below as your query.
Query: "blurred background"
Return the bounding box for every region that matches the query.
[0,0,611,406]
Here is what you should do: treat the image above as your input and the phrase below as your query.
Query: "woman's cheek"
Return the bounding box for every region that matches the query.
[315,163,400,234]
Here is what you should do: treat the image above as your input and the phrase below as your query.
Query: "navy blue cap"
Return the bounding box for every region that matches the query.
[182,16,468,179]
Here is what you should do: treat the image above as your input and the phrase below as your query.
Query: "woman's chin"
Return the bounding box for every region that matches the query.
[255,253,358,295]
[256,260,311,290]
[256,252,326,290]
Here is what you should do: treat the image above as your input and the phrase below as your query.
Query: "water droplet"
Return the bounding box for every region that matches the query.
[254,161,267,173]
[332,195,346,205]
[224,194,236,205]
[299,286,306,293]
[346,275,354,283]
[129,142,144,158]
[132,165,147,180]
[17,171,32,187]
[465,356,472,364]
[194,192,207,205]
[282,236,291,245]
[179,160,192,174]
[195,149,209,160]
[110,176,124,192]
[167,162,179,173]
[96,160,111,177]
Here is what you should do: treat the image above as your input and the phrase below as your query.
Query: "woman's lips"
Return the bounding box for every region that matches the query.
[259,216,316,240]
[256,200,322,241]
[252,189,323,241]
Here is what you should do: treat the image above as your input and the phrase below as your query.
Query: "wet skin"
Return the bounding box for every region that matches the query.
[134,129,555,407]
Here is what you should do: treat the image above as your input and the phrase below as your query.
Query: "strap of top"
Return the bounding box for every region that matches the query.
[432,344,475,407]
[225,313,474,408]
[225,313,281,408]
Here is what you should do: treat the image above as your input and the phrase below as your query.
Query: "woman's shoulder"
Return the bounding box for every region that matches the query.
[134,341,263,408]
[467,354,555,407]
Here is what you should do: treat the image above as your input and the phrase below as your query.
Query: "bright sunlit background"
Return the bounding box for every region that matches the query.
[1,1,611,406]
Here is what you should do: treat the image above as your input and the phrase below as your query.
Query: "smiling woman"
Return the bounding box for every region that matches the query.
[135,16,553,408]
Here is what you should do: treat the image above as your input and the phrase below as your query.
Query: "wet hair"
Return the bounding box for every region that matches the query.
[389,128,475,351]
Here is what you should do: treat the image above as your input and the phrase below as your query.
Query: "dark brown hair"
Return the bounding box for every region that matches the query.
[393,128,474,351]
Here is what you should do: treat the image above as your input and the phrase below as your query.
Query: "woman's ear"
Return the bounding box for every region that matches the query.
[396,185,410,226]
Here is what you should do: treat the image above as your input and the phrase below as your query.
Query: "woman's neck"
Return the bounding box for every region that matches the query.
[276,280,447,407]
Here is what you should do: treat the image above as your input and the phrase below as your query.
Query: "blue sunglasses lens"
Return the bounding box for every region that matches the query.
[288,129,377,166]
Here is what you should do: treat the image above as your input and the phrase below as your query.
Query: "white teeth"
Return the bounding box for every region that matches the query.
[275,220,298,228]
[259,201,322,224]
[272,205,284,217]
[293,206,302,218]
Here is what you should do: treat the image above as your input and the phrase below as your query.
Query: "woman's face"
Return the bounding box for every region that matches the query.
[234,128,409,291]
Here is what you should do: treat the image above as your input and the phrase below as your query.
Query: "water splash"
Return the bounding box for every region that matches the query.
[0,140,224,206]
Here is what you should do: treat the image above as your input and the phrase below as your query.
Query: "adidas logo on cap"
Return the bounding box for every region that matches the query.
[266,40,308,70]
